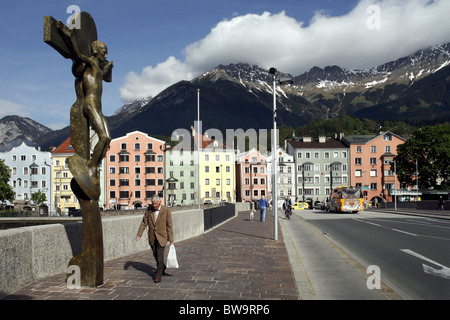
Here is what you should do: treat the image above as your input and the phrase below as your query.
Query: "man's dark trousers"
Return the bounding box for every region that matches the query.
[150,237,166,279]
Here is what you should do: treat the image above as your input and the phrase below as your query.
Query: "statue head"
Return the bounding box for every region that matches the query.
[91,40,108,62]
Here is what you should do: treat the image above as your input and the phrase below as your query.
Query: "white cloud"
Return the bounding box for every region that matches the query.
[120,56,197,102]
[120,0,450,102]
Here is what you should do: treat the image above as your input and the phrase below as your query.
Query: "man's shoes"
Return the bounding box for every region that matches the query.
[154,278,161,283]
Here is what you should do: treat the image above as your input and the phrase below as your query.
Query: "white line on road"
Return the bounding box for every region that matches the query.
[391,229,417,236]
[353,218,417,236]
[400,249,450,280]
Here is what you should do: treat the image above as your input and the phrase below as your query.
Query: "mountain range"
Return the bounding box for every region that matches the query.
[1,42,450,151]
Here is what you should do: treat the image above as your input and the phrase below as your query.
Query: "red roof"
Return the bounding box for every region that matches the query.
[52,137,75,154]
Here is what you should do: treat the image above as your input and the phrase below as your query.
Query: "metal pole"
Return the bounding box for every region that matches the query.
[197,89,201,210]
[416,159,419,201]
[394,160,397,210]
[272,75,278,241]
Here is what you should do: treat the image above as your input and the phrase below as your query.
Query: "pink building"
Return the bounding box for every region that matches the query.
[105,131,166,210]
[343,132,406,207]
[235,148,268,202]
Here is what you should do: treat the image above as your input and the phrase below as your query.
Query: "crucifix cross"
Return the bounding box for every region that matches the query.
[44,12,112,202]
[44,11,113,287]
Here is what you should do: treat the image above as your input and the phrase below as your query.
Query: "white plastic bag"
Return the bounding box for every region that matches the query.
[166,244,179,268]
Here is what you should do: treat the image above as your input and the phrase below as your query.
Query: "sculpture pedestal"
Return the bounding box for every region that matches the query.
[67,178,104,287]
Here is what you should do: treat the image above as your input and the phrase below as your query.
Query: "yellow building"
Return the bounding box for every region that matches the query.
[51,137,80,215]
[196,132,235,204]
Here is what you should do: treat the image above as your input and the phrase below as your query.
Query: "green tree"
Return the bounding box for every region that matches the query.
[396,123,450,189]
[31,189,48,206]
[0,159,14,204]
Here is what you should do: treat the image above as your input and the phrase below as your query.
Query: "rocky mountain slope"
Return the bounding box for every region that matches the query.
[0,116,52,152]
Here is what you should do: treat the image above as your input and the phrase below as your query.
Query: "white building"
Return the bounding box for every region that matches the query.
[267,147,296,208]
[0,142,52,214]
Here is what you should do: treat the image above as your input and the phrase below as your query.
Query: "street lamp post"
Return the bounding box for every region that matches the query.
[269,67,293,241]
[197,88,201,210]
[394,160,397,211]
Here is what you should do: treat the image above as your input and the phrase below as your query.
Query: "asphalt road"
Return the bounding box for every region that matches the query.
[292,209,450,300]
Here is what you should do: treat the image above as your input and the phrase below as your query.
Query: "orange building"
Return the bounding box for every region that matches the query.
[105,131,166,210]
[342,132,406,207]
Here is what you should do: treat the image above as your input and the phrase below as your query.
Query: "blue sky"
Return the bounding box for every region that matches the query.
[1,0,449,130]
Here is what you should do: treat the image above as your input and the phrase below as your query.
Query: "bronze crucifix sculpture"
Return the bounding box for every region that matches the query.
[44,12,112,287]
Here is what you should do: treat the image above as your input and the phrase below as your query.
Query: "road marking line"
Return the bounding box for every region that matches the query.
[401,249,450,280]
[392,229,417,236]
[353,218,417,236]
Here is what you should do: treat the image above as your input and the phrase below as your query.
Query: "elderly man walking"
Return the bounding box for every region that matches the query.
[136,195,174,283]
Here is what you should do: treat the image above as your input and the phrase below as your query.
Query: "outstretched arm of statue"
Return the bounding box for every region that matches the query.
[57,21,90,64]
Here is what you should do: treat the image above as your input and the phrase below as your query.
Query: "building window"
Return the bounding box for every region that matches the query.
[119,191,129,198]
[119,179,129,186]
[119,154,129,162]
[119,167,129,174]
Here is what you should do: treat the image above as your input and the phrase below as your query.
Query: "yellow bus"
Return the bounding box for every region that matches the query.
[329,186,364,213]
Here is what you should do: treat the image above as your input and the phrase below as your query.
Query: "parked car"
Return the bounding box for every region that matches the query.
[292,202,309,210]
[313,202,322,210]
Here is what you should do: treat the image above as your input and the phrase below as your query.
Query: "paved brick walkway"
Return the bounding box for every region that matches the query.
[4,211,298,301]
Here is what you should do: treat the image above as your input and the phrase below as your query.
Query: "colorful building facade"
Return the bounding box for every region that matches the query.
[194,130,235,204]
[267,147,295,207]
[286,136,350,207]
[105,131,166,209]
[342,132,407,207]
[235,148,268,202]
[1,142,52,213]
[51,137,80,215]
